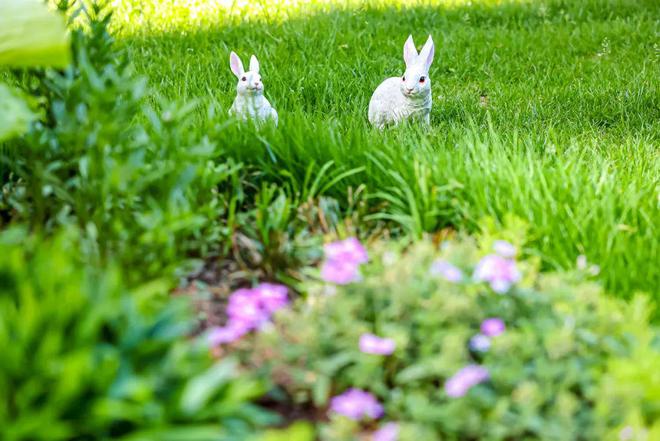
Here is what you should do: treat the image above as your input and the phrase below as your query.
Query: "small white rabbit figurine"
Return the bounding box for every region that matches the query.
[368,35,434,129]
[228,51,278,126]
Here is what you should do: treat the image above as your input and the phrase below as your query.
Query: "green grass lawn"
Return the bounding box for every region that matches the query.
[113,0,659,301]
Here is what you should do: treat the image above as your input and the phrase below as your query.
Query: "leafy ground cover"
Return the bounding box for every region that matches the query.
[1,0,659,439]
[242,236,660,440]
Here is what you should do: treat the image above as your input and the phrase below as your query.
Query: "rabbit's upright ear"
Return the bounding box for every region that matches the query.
[230,51,244,78]
[419,35,435,71]
[403,34,418,67]
[249,55,260,73]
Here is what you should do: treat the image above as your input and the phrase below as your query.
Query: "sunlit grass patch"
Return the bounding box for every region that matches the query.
[112,0,531,34]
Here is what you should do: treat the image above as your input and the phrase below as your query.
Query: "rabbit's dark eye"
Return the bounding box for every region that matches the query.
[402,76,406,81]
[241,76,247,81]
[419,76,426,83]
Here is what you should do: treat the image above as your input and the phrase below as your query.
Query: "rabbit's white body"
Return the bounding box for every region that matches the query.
[368,77,431,128]
[230,94,278,125]
[228,51,278,126]
[368,35,435,129]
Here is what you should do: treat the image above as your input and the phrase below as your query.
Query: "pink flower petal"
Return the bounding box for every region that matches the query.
[445,365,490,398]
[481,318,506,337]
[330,388,383,420]
[254,282,289,314]
[493,240,517,258]
[372,423,399,441]
[321,259,361,285]
[359,333,396,355]
[473,254,521,293]
[324,237,368,265]
[429,260,463,283]
[208,320,250,346]
[226,288,269,329]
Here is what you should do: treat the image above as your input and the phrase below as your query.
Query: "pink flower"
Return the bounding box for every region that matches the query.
[493,240,517,258]
[429,260,463,282]
[372,423,399,441]
[469,334,491,352]
[226,288,269,329]
[329,388,384,420]
[254,283,288,314]
[208,320,250,345]
[320,238,369,285]
[210,283,290,347]
[481,318,506,337]
[321,259,361,284]
[444,365,490,397]
[473,254,521,293]
[324,237,368,265]
[359,333,396,355]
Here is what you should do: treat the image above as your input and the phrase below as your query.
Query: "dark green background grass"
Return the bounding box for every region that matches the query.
[113,0,659,301]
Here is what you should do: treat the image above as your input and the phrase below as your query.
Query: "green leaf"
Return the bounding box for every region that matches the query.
[0,0,71,68]
[249,422,315,441]
[312,375,330,406]
[0,83,35,142]
[180,358,238,415]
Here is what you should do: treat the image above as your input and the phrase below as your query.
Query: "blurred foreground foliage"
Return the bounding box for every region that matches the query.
[246,235,660,440]
[0,2,318,439]
[0,227,276,440]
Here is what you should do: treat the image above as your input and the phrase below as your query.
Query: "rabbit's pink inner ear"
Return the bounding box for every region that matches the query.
[403,35,418,66]
[230,52,244,77]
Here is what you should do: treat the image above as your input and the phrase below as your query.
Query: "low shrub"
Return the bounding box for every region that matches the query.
[0,227,275,440]
[243,236,660,440]
[0,3,236,278]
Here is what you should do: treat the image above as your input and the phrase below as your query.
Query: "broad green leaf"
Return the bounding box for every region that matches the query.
[0,0,70,68]
[180,358,238,415]
[0,83,35,141]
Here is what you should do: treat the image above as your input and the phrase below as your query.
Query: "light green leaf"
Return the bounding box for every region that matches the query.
[180,358,238,415]
[0,83,35,142]
[312,375,330,406]
[0,0,70,68]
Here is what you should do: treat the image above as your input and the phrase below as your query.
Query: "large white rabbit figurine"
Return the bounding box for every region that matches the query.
[368,35,434,129]
[228,51,278,126]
